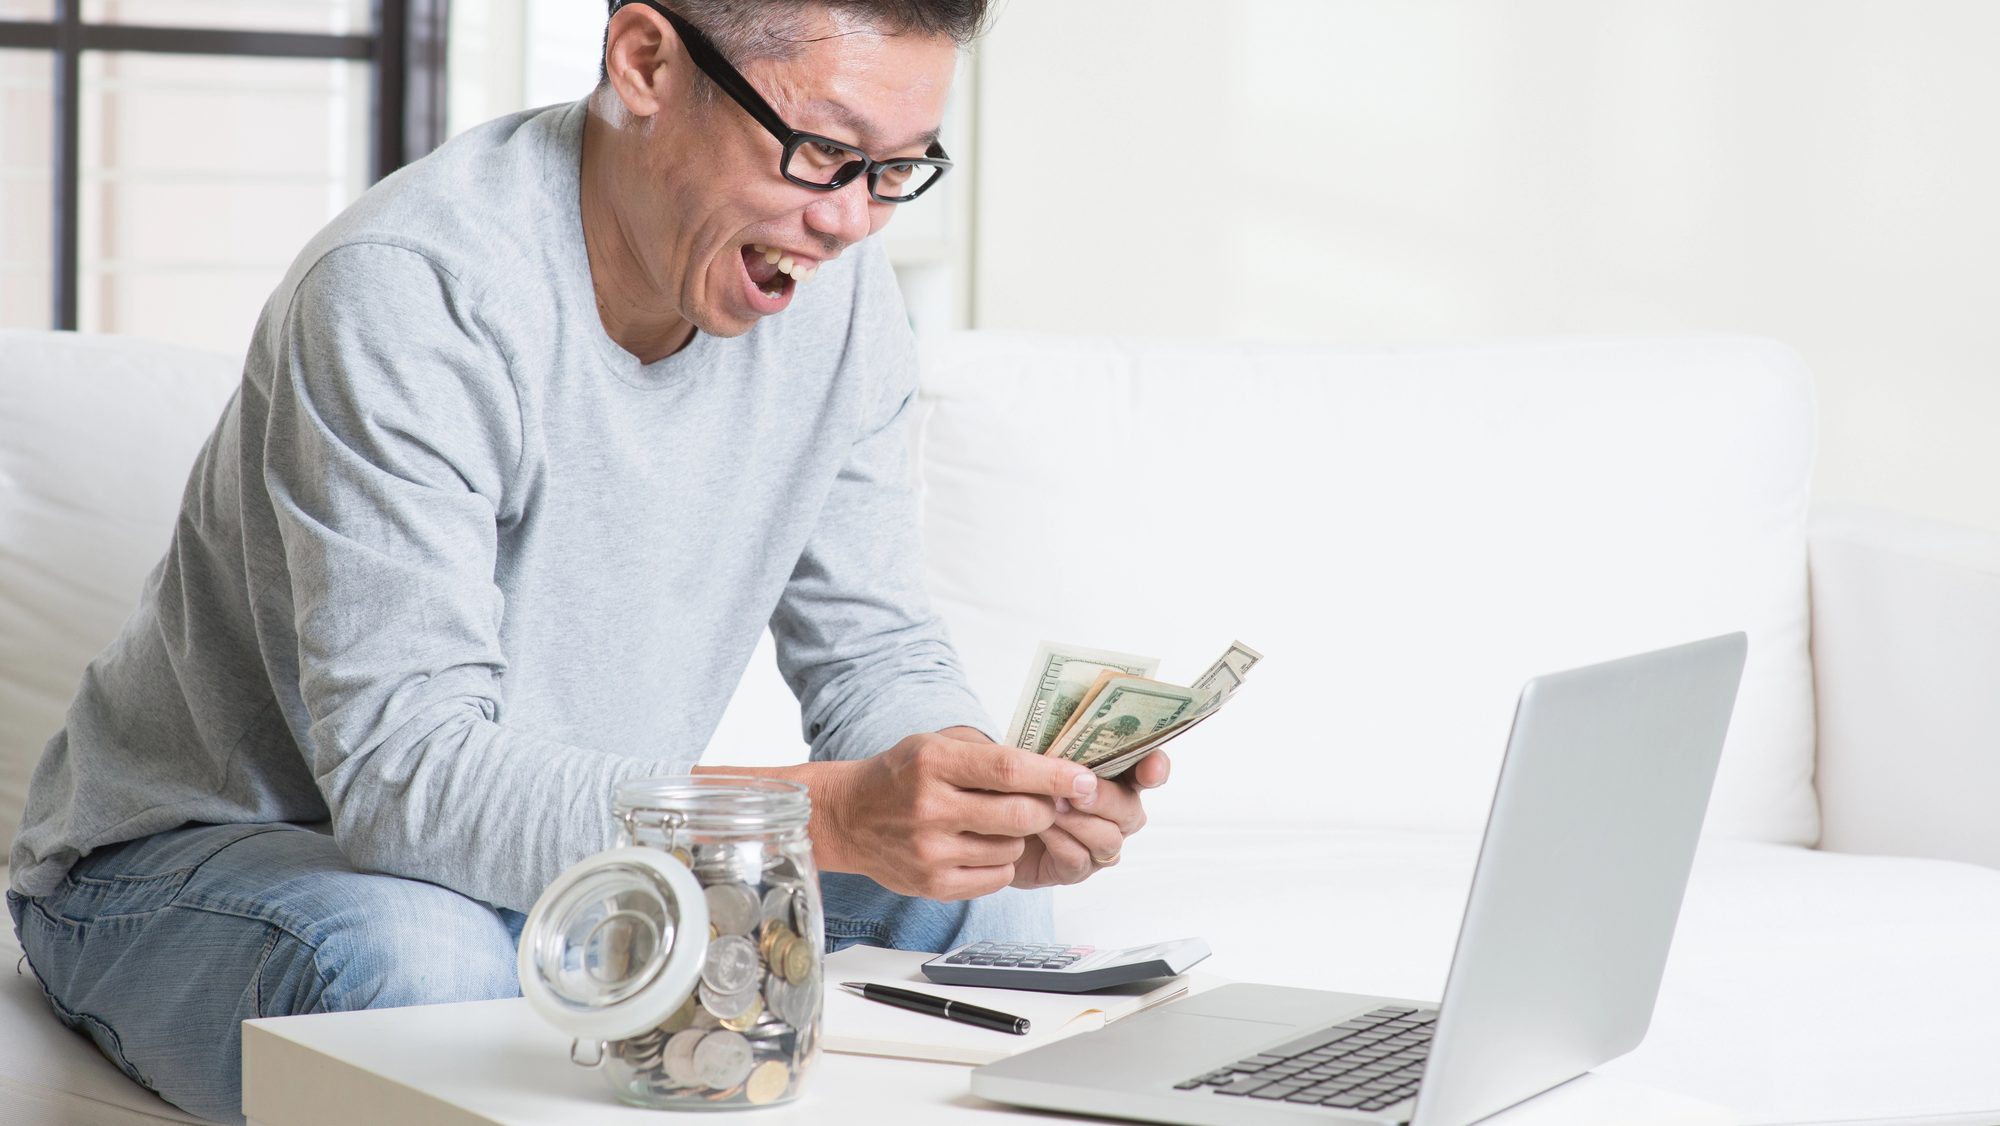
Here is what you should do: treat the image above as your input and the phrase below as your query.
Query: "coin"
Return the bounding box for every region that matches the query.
[718,991,764,1032]
[783,934,813,985]
[762,971,793,1028]
[698,978,759,1020]
[704,882,759,937]
[615,1029,665,1066]
[669,846,693,867]
[788,886,816,942]
[658,994,699,1034]
[745,1059,790,1105]
[759,919,793,966]
[662,1028,707,1088]
[692,1030,754,1090]
[761,885,792,926]
[702,934,760,994]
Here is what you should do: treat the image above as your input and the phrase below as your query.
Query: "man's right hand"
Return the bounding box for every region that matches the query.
[811,732,1100,901]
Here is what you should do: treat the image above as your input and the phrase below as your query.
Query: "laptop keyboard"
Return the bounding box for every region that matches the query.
[1173,1004,1436,1112]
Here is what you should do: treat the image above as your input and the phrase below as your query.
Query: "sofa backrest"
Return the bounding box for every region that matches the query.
[3,328,1820,858]
[899,332,1818,844]
[0,330,241,850]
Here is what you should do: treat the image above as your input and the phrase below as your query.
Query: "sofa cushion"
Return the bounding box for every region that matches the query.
[907,331,1817,844]
[0,331,241,850]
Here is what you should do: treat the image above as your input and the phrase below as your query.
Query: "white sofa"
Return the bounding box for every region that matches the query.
[5,327,2000,1125]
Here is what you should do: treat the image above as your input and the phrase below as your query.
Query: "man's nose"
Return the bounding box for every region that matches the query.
[803,176,880,246]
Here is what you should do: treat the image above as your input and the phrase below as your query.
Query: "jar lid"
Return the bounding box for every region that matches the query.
[517,846,710,1043]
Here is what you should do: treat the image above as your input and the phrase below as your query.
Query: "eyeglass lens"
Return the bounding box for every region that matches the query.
[783,139,945,202]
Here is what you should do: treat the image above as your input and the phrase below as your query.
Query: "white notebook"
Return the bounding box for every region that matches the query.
[821,945,1213,1065]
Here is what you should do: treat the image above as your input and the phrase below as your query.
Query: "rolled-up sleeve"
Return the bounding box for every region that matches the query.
[770,250,994,762]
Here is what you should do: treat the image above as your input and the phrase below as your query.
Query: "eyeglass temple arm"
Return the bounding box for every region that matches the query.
[635,1,795,147]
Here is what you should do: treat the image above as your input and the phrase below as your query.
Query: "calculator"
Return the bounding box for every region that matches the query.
[919,937,1211,993]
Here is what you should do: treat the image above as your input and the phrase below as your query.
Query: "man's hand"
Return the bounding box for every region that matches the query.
[812,731,1099,901]
[1012,749,1171,888]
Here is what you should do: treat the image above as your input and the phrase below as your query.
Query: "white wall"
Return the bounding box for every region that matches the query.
[971,1,2000,532]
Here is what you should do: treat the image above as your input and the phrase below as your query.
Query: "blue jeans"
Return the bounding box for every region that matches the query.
[7,822,1049,1123]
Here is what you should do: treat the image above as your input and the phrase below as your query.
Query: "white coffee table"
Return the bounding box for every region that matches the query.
[242,996,1738,1125]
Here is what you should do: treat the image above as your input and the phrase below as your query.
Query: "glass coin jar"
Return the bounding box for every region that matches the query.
[518,775,824,1110]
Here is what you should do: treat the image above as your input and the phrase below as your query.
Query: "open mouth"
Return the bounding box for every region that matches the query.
[740,243,817,309]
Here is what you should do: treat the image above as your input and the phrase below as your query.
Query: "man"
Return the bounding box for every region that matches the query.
[5,1,1168,1120]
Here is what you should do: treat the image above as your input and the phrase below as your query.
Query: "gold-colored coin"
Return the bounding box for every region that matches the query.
[783,937,813,985]
[709,923,720,942]
[669,846,693,867]
[659,994,699,1034]
[745,1059,790,1105]
[718,992,764,1032]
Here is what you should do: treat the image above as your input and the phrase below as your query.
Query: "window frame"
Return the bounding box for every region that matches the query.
[0,0,448,330]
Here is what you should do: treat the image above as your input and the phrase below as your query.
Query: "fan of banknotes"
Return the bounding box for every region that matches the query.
[1003,640,1263,779]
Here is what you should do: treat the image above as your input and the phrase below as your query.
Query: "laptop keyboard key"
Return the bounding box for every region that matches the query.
[1249,1085,1304,1100]
[1214,1078,1271,1096]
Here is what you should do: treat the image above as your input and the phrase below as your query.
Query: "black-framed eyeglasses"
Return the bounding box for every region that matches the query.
[623,0,953,204]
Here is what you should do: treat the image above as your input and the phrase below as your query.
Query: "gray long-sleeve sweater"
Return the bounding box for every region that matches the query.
[9,101,992,911]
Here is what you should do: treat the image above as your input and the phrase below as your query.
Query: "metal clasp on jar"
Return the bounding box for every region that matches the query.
[621,807,693,867]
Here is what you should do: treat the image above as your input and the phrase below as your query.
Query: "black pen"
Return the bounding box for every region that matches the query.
[840,981,1031,1035]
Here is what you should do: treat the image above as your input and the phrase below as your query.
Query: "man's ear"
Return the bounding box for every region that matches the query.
[603,3,681,118]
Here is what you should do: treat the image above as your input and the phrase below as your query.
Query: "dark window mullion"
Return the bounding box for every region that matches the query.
[52,0,80,331]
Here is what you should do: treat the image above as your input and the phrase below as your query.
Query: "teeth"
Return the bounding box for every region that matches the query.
[777,255,795,274]
[795,266,815,283]
[763,248,781,264]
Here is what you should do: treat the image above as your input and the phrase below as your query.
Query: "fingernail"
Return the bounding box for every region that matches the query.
[1054,797,1072,814]
[1072,772,1097,800]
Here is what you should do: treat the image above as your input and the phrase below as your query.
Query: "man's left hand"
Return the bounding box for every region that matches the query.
[936,726,1170,889]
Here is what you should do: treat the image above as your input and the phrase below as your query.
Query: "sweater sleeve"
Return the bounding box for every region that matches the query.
[261,242,653,911]
[769,245,996,762]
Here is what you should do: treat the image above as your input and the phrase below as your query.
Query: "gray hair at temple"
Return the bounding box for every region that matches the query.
[600,0,990,89]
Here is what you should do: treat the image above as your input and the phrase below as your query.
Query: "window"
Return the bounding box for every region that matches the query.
[0,0,446,352]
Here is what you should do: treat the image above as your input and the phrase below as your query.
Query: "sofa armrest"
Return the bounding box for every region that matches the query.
[1810,505,2000,869]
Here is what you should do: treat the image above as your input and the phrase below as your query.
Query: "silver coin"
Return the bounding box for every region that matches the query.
[762,971,793,1030]
[788,886,816,941]
[760,885,792,927]
[701,934,760,994]
[704,882,760,937]
[614,1034,664,1067]
[662,1028,707,1088]
[692,1029,755,1090]
[791,974,822,1030]
[698,979,761,1020]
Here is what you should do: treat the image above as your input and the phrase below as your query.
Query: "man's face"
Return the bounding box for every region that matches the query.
[638,14,957,338]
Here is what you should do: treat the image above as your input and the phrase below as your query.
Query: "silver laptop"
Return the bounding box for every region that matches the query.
[972,632,1747,1126]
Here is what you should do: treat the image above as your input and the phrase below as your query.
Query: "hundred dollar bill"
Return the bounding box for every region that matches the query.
[1046,677,1204,768]
[1006,642,1159,754]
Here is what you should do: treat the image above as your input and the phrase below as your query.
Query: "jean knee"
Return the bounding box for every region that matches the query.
[310,881,521,1013]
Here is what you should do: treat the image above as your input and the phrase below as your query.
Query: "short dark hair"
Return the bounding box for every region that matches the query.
[601,0,989,87]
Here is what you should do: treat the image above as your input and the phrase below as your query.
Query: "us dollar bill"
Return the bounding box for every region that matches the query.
[1006,641,1160,754]
[1046,677,1204,767]
[1189,640,1263,700]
